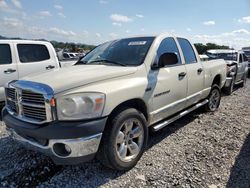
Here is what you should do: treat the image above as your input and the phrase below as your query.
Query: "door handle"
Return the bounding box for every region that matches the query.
[178,72,186,77]
[46,65,55,70]
[4,69,16,74]
[197,68,203,74]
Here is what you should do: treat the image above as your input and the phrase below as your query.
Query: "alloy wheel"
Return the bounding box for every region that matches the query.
[208,89,220,111]
[115,118,144,162]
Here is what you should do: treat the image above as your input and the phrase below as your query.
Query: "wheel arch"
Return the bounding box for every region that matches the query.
[107,98,149,122]
[212,74,222,87]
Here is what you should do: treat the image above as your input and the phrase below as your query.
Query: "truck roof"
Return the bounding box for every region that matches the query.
[0,39,51,45]
[111,33,181,40]
[206,49,237,54]
[242,47,250,51]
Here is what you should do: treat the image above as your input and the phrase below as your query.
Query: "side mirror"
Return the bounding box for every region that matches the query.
[159,53,178,68]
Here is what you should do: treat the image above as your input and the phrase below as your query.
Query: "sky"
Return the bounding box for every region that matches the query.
[0,0,250,49]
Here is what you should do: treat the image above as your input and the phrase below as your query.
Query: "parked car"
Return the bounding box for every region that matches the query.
[56,50,80,67]
[242,47,250,60]
[2,35,227,170]
[242,47,250,75]
[206,49,248,95]
[0,40,62,105]
[63,52,79,60]
[199,54,209,61]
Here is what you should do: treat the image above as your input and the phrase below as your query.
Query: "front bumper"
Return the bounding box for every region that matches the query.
[2,107,107,165]
[224,77,233,88]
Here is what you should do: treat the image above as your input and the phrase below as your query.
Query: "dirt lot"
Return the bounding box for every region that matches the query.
[0,81,249,188]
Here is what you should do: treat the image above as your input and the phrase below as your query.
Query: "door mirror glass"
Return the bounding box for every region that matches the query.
[159,53,178,67]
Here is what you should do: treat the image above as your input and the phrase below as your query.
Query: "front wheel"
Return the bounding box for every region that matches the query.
[204,84,221,112]
[97,108,148,171]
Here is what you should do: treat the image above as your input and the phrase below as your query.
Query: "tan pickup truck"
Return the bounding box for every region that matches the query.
[2,34,227,170]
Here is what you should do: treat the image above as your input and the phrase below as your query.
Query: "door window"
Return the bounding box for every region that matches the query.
[177,38,197,64]
[17,44,50,63]
[0,44,12,65]
[239,54,243,63]
[157,37,181,66]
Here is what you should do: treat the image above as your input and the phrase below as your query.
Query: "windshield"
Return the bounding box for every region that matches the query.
[77,37,155,66]
[243,51,250,56]
[206,52,237,61]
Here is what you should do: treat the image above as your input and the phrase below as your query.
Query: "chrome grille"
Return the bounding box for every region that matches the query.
[6,88,16,100]
[6,88,17,113]
[22,104,47,120]
[5,87,48,123]
[22,90,45,105]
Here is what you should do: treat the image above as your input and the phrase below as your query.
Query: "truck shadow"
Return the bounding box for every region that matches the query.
[226,133,250,188]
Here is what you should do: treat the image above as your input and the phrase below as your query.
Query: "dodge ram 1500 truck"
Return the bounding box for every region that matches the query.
[2,35,227,170]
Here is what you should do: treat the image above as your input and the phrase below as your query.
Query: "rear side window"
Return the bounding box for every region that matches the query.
[17,44,50,63]
[0,44,12,65]
[239,54,243,63]
[177,38,197,64]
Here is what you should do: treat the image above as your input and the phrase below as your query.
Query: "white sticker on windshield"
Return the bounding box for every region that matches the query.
[128,41,147,46]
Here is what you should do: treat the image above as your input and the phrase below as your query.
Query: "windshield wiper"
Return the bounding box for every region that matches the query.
[74,60,88,65]
[88,59,126,66]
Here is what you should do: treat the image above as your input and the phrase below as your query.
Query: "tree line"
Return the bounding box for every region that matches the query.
[194,43,230,54]
[50,41,95,52]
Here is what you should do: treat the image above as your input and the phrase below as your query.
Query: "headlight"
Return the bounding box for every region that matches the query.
[57,93,105,120]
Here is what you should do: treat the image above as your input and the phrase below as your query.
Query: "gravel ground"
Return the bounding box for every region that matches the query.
[0,80,249,188]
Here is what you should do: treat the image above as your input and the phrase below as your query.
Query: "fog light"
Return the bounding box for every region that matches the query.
[53,143,71,157]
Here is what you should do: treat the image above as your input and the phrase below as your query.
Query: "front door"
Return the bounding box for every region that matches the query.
[15,43,57,78]
[0,43,18,101]
[150,37,187,123]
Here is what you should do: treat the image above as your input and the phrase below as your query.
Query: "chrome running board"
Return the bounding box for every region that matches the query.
[234,80,244,85]
[152,99,209,131]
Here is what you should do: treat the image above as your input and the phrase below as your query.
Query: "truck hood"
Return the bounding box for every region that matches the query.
[22,65,137,93]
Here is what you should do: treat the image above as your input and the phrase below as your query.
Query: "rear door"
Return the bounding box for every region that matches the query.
[151,37,187,123]
[177,38,204,108]
[0,43,18,101]
[16,43,57,78]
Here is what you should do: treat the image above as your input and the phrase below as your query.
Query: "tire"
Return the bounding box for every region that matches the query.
[224,76,235,95]
[239,73,247,87]
[97,108,148,171]
[204,84,221,112]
